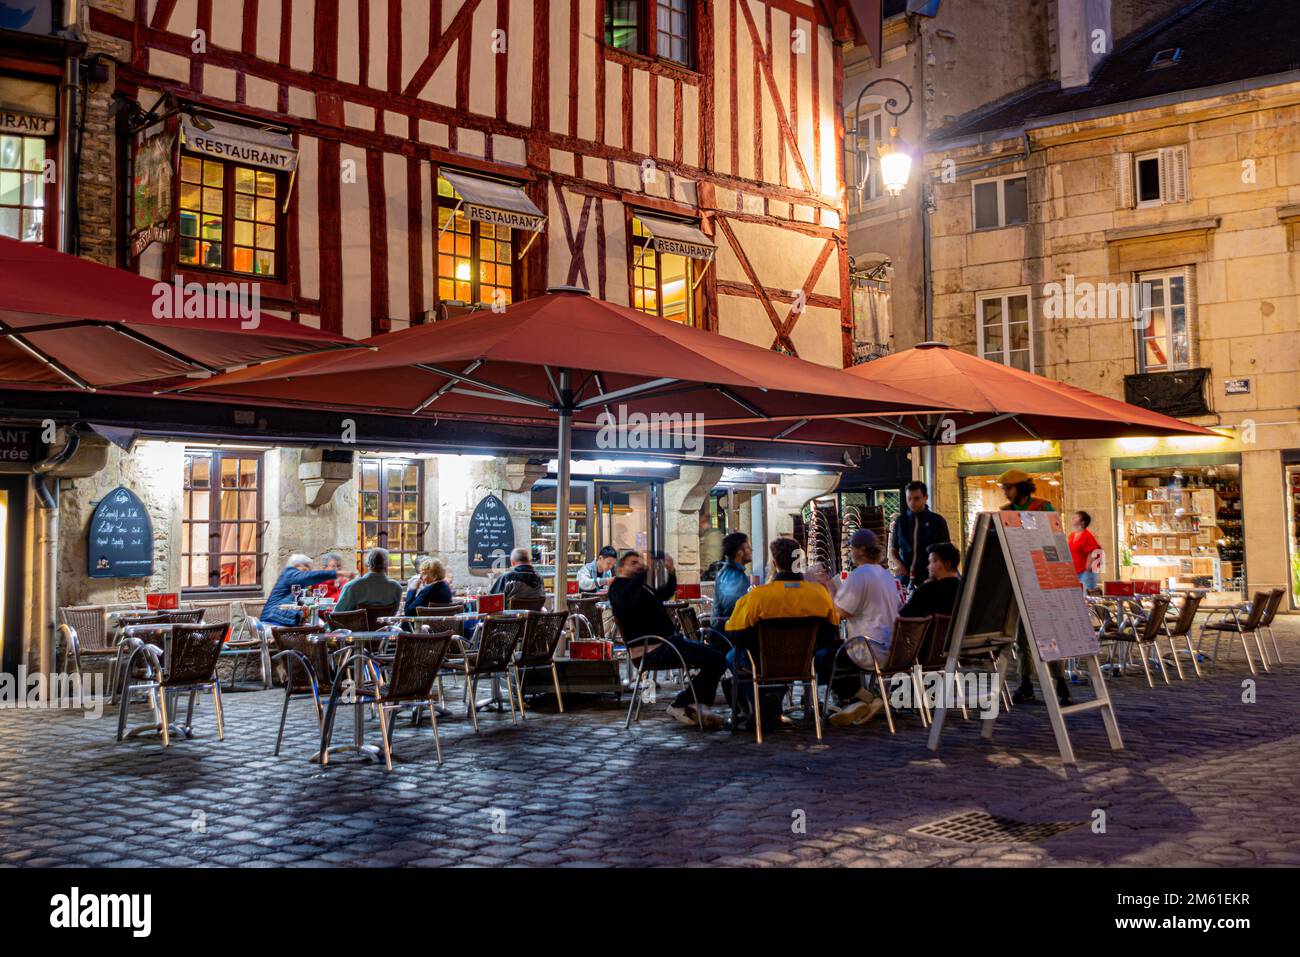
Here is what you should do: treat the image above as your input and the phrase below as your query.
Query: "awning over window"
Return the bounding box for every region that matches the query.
[634,212,716,261]
[441,169,546,233]
[181,115,298,173]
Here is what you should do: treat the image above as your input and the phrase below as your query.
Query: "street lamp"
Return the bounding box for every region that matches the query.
[848,78,915,200]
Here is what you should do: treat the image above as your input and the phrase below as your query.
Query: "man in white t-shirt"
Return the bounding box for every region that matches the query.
[810,529,901,726]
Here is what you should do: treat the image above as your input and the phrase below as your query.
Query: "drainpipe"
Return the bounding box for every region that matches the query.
[32,429,79,696]
[59,55,78,254]
[918,20,938,509]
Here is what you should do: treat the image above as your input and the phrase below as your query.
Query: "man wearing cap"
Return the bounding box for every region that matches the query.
[995,469,1070,706]
[817,528,900,726]
[997,469,1055,512]
[889,481,951,592]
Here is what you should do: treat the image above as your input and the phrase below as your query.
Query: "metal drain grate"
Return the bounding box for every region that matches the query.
[908,810,1083,845]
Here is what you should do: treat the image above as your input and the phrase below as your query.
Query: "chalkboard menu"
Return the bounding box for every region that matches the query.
[467,493,514,571]
[88,486,154,579]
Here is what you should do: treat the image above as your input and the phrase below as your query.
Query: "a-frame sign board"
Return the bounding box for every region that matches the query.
[926,511,1123,765]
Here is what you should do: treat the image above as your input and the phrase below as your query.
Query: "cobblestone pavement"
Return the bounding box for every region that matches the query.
[2,620,1298,868]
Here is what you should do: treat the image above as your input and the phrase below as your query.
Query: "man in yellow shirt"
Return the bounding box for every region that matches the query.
[726,537,844,732]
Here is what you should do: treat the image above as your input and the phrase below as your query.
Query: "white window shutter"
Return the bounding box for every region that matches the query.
[1160,146,1189,203]
[1183,265,1199,368]
[1113,151,1133,208]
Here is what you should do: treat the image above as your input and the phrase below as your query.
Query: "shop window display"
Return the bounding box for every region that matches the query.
[1115,464,1243,603]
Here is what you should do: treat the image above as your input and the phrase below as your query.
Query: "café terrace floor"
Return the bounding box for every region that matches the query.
[2,621,1299,868]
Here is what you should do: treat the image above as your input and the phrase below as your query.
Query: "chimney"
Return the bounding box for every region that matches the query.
[1057,0,1111,89]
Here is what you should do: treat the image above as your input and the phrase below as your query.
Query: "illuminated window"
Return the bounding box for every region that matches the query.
[358,457,424,580]
[630,216,694,324]
[436,175,514,307]
[182,450,263,592]
[605,0,641,51]
[0,134,47,243]
[178,154,280,276]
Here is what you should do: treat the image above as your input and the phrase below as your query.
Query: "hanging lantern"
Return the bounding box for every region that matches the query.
[877,127,913,197]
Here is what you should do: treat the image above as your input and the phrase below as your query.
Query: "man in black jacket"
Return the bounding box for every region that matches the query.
[889,481,951,592]
[608,550,725,729]
[489,547,547,604]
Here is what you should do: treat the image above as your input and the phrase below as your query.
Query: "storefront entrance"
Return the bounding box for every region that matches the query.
[1113,454,1244,604]
[531,478,664,583]
[958,459,1063,549]
[1282,452,1299,609]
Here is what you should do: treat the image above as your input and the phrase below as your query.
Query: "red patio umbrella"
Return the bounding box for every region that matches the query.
[685,341,1221,502]
[180,289,950,600]
[0,237,360,390]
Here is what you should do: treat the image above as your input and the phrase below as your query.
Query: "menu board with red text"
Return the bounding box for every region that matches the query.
[998,511,1099,662]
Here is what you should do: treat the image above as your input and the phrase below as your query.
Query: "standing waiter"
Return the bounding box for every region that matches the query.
[888,480,951,592]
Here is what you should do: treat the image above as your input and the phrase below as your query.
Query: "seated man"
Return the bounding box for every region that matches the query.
[710,531,753,627]
[260,553,337,627]
[899,542,962,618]
[334,547,404,614]
[577,546,618,594]
[817,529,900,726]
[726,537,842,732]
[489,547,547,605]
[608,550,725,730]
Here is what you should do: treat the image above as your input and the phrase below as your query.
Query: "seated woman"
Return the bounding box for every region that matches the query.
[404,557,454,614]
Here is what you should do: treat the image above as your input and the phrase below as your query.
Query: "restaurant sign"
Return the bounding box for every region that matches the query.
[0,424,44,469]
[467,493,514,571]
[88,487,154,579]
[0,110,55,135]
[130,128,176,258]
[181,115,299,173]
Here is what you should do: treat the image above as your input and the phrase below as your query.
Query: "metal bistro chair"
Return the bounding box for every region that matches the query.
[617,614,705,731]
[1256,588,1285,665]
[1106,596,1173,687]
[567,596,605,641]
[221,607,272,691]
[322,631,457,770]
[862,616,930,734]
[116,622,229,747]
[269,625,330,755]
[1160,591,1205,679]
[166,608,207,625]
[515,610,569,715]
[323,608,369,631]
[730,617,824,744]
[58,606,112,704]
[506,595,547,613]
[1201,591,1271,675]
[449,614,528,731]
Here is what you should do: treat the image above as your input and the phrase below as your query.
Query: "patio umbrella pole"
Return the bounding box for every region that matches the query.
[554,368,572,612]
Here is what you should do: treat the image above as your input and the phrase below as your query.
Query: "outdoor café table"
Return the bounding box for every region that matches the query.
[314,630,393,765]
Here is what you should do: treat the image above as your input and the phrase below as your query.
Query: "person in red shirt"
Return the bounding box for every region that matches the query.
[1068,511,1103,592]
[315,551,349,602]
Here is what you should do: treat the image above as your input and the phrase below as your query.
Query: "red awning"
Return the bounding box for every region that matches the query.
[693,342,1220,445]
[0,237,359,390]
[177,290,950,426]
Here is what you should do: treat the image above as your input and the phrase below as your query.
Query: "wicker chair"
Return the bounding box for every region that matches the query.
[729,617,823,744]
[1201,591,1271,675]
[451,614,527,731]
[865,616,930,734]
[269,625,330,755]
[1106,596,1173,686]
[515,610,569,715]
[116,622,229,747]
[58,606,112,704]
[166,609,207,625]
[418,603,466,617]
[567,596,605,641]
[1160,591,1204,679]
[323,608,369,631]
[1256,588,1285,665]
[506,595,547,612]
[221,607,272,691]
[340,631,457,770]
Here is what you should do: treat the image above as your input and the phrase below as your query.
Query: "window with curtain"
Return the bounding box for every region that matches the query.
[846,109,883,210]
[357,457,425,580]
[436,175,515,307]
[181,450,263,592]
[178,154,281,276]
[1136,269,1192,372]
